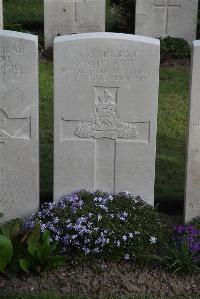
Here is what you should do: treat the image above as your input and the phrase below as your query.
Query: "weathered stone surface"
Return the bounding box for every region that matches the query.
[185,40,200,223]
[54,33,160,204]
[0,30,39,222]
[44,0,105,49]
[135,0,198,44]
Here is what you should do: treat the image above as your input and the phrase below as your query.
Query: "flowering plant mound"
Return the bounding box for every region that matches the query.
[157,224,200,273]
[25,190,164,262]
[174,225,200,264]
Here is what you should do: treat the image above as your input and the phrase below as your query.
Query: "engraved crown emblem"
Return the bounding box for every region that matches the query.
[98,90,112,105]
[74,87,138,140]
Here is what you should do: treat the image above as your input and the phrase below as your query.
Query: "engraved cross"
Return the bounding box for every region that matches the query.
[73,0,86,23]
[0,109,31,209]
[64,0,86,23]
[61,87,150,193]
[154,0,181,34]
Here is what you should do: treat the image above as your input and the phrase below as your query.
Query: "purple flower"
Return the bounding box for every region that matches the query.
[124,254,130,260]
[134,231,140,235]
[53,217,59,224]
[122,235,127,241]
[149,236,157,244]
[173,224,200,263]
[40,223,46,233]
[24,220,35,231]
[55,235,60,241]
[98,214,102,222]
[99,204,108,212]
[115,240,121,247]
[24,189,161,262]
[82,247,90,255]
[93,248,100,253]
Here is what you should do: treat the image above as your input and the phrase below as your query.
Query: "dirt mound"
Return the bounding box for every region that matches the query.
[0,262,199,298]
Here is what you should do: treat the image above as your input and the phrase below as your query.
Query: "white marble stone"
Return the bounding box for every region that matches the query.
[0,31,39,223]
[185,40,200,223]
[54,33,160,205]
[44,0,105,49]
[135,0,198,44]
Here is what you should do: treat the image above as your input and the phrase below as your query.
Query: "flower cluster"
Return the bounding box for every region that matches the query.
[174,225,200,263]
[25,190,164,262]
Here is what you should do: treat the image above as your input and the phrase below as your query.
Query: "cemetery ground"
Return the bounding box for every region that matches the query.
[3,0,190,207]
[1,63,199,299]
[1,1,200,298]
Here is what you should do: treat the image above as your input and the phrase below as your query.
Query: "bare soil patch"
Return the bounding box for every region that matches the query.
[0,262,199,298]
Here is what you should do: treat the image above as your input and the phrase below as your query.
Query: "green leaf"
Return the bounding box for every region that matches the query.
[50,241,58,253]
[143,254,165,263]
[0,234,13,273]
[27,225,41,257]
[28,243,38,257]
[27,224,40,247]
[9,219,23,239]
[0,223,11,238]
[19,258,30,273]
[1,219,22,240]
[37,243,51,263]
[48,256,66,270]
[42,229,50,246]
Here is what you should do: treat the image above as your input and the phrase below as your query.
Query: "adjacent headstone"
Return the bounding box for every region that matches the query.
[44,0,106,49]
[54,33,160,205]
[185,40,200,223]
[135,0,198,44]
[0,30,39,223]
[0,0,3,29]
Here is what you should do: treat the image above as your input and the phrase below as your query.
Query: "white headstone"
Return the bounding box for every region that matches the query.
[54,33,160,204]
[0,31,39,223]
[135,0,198,44]
[0,0,3,29]
[185,40,200,223]
[44,0,105,49]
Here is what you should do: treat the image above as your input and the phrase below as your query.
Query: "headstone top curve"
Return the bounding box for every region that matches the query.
[54,32,160,46]
[193,40,200,47]
[0,30,38,41]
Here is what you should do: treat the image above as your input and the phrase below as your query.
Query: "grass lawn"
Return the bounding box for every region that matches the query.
[156,67,189,202]
[4,0,43,29]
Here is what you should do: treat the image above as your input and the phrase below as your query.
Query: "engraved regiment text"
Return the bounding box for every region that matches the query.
[62,48,149,82]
